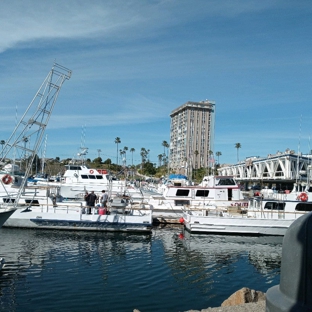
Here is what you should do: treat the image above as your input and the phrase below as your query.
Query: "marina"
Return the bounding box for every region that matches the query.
[0,226,282,311]
[1,4,311,311]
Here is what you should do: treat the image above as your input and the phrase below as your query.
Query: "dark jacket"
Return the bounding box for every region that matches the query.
[86,193,97,206]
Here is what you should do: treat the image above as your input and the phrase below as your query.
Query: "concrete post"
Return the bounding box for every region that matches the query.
[266,213,312,311]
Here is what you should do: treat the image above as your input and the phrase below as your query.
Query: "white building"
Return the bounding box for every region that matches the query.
[218,149,312,190]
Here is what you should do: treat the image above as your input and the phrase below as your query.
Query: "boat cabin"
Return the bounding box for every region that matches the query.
[63,165,109,183]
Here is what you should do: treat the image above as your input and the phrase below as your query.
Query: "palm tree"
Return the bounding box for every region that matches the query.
[194,150,199,180]
[208,150,214,175]
[216,151,222,164]
[0,140,5,159]
[158,154,163,167]
[130,148,135,166]
[162,140,169,175]
[115,137,121,164]
[123,146,128,166]
[235,143,241,162]
[140,148,148,174]
[119,149,125,166]
[162,140,168,155]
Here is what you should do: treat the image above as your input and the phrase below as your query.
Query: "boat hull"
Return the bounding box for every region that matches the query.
[182,212,294,236]
[3,207,153,233]
[0,209,16,228]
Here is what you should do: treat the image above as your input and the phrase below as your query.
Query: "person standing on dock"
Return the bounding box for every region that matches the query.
[86,191,97,214]
[100,190,108,208]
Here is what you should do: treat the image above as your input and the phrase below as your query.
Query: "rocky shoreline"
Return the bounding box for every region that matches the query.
[185,287,266,312]
[134,287,266,312]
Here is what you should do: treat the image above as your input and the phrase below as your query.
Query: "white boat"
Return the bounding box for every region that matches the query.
[37,164,127,199]
[1,194,153,233]
[139,175,248,221]
[182,181,312,236]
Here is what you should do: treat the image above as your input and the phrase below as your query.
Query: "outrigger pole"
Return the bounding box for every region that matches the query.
[0,63,71,207]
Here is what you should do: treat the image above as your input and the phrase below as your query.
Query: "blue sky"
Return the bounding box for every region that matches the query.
[0,0,311,166]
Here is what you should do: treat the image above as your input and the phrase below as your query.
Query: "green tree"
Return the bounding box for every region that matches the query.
[93,157,102,166]
[144,161,156,175]
[103,158,112,165]
[235,143,241,162]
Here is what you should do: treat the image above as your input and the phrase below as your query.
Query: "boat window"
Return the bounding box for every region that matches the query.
[68,165,82,170]
[216,178,236,186]
[295,203,312,212]
[25,199,40,206]
[3,198,15,203]
[175,200,190,206]
[195,190,209,197]
[95,175,103,179]
[81,175,88,179]
[88,175,96,179]
[176,189,190,196]
[264,202,285,210]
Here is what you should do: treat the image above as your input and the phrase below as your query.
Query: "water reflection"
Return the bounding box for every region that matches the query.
[0,227,282,312]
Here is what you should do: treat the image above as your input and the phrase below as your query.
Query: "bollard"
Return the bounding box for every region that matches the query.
[266,213,312,311]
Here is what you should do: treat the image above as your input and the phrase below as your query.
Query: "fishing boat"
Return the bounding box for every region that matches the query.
[181,181,312,236]
[1,194,152,233]
[0,64,152,233]
[138,175,248,222]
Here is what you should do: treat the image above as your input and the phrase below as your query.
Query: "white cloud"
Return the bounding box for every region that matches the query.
[0,0,289,53]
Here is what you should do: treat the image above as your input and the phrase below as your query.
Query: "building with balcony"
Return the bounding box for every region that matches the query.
[217,149,312,190]
[169,100,215,177]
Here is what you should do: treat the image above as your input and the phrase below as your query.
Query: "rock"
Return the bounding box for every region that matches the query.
[221,287,265,307]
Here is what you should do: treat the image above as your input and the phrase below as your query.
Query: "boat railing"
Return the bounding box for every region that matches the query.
[247,208,307,219]
[14,201,85,215]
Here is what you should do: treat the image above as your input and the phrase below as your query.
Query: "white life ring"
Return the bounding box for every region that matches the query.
[89,170,94,174]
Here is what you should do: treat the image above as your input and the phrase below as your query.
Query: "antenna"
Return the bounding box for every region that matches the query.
[296,115,302,186]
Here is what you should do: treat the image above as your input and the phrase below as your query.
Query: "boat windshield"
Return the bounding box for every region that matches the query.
[216,178,236,186]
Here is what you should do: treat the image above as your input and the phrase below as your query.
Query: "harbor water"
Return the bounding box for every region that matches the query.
[0,226,282,312]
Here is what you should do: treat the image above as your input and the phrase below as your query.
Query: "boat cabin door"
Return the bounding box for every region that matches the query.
[228,189,232,201]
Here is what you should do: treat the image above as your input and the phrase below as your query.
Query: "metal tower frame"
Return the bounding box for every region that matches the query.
[0,63,71,205]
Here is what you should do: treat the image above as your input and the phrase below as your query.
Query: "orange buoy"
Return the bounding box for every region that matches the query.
[179,217,184,224]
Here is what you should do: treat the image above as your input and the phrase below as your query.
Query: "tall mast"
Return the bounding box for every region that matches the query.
[0,63,71,206]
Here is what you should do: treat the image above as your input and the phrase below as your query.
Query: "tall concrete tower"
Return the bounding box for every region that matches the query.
[169,100,215,178]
